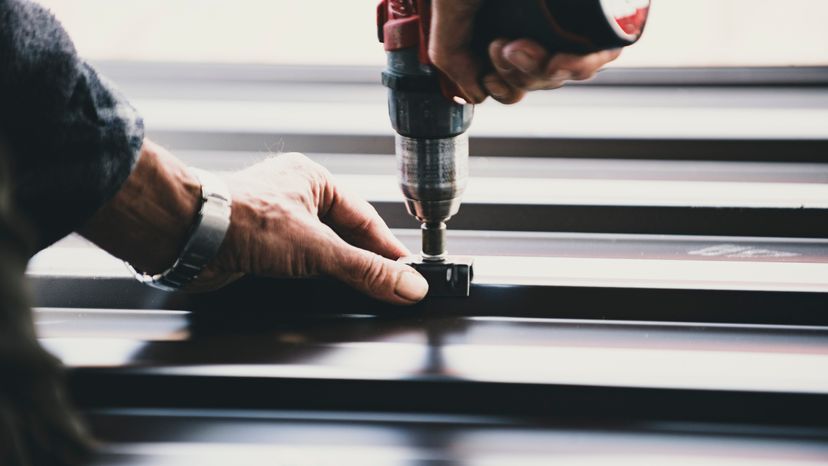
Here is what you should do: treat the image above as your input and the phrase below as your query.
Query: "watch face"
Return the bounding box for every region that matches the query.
[600,0,650,40]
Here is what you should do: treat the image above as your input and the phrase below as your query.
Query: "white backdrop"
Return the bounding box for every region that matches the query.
[38,0,828,67]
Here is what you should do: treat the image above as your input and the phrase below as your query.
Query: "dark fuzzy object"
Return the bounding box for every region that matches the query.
[0,0,144,249]
[0,153,93,466]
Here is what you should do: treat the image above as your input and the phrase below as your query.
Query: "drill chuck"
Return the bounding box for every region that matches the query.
[397,134,469,230]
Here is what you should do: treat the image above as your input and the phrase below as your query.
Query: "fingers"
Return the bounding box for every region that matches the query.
[545,48,623,80]
[429,0,486,103]
[429,0,623,104]
[314,169,424,304]
[322,236,429,305]
[322,184,411,260]
[500,39,551,78]
[499,39,570,91]
[482,39,623,103]
[484,39,528,104]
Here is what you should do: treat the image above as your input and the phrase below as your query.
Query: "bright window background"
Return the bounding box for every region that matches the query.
[38,0,828,67]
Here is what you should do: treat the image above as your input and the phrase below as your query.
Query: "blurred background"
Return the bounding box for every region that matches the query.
[35,0,828,68]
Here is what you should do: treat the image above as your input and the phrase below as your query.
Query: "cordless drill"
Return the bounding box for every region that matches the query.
[377,0,650,296]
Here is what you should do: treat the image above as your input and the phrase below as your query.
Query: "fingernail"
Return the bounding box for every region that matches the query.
[395,270,429,302]
[506,50,536,73]
[484,79,509,99]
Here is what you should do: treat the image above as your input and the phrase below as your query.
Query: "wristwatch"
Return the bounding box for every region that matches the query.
[125,168,232,292]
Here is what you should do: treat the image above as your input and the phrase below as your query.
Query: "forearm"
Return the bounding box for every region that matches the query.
[79,139,200,274]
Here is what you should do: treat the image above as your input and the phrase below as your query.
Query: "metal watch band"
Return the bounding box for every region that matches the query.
[125,168,232,292]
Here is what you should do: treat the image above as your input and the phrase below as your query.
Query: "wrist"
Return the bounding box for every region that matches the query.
[127,168,232,291]
[80,139,201,274]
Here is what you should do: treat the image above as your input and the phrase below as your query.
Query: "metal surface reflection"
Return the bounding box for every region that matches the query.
[83,409,828,466]
[36,305,828,430]
[39,308,828,390]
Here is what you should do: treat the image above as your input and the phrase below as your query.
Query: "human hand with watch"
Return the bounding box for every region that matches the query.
[80,139,430,305]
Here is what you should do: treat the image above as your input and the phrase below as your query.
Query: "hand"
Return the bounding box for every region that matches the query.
[194,153,429,305]
[82,141,429,305]
[429,0,622,104]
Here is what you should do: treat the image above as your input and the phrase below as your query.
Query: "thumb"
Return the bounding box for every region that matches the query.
[324,238,429,305]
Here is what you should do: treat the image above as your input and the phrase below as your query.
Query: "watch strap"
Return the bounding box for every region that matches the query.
[125,168,232,292]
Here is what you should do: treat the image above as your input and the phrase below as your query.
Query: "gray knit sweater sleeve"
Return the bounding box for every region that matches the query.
[0,0,144,250]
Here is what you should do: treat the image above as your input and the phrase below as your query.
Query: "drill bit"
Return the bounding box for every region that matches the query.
[421,221,447,261]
